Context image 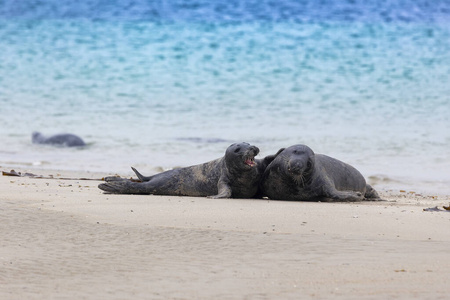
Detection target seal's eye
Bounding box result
[234,148,241,153]
[307,161,312,169]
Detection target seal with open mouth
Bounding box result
[260,144,381,202]
[99,142,280,198]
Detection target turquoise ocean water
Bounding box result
[1,1,449,194]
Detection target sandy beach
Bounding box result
[1,167,449,300]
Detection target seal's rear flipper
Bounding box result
[98,183,121,193]
[104,176,127,182]
[98,181,149,194]
[131,167,153,182]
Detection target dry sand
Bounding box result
[1,168,449,300]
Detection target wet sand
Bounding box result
[1,168,449,299]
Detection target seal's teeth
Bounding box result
[244,158,256,167]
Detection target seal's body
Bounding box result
[261,144,380,202]
[99,142,280,199]
[32,132,86,147]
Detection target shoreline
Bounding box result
[2,162,450,196]
[1,167,450,299]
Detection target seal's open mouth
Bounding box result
[244,157,256,167]
[240,145,259,167]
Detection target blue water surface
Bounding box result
[1,0,449,193]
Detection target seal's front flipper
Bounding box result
[260,148,286,169]
[263,148,285,164]
[324,187,364,202]
[364,184,383,201]
[208,178,232,199]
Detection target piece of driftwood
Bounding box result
[2,169,139,182]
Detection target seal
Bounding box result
[98,142,281,198]
[32,132,86,147]
[260,144,380,202]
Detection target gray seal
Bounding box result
[260,144,380,202]
[32,132,86,147]
[98,142,280,198]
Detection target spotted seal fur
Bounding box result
[99,142,280,198]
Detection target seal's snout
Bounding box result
[244,146,259,167]
[31,132,41,143]
[288,160,306,175]
[249,146,260,156]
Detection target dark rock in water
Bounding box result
[32,131,86,147]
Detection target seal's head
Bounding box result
[280,144,315,185]
[225,142,260,171]
[31,131,44,144]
